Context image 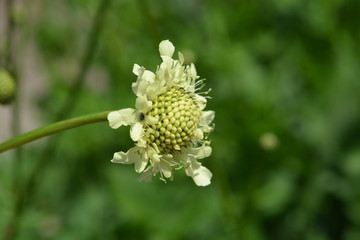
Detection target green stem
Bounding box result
[0,111,111,154]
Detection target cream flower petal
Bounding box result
[185,146,212,159]
[194,95,207,110]
[138,166,154,182]
[111,147,138,164]
[111,151,129,164]
[130,121,143,142]
[157,61,171,83]
[132,66,155,85]
[184,158,197,175]
[143,70,155,83]
[108,108,135,129]
[160,56,174,69]
[147,146,161,162]
[183,157,212,186]
[136,138,147,148]
[135,80,150,97]
[128,148,143,170]
[132,64,141,76]
[201,110,215,125]
[146,80,165,100]
[190,165,213,186]
[138,166,159,182]
[145,87,157,101]
[190,63,198,78]
[134,154,148,173]
[199,110,215,133]
[132,66,150,96]
[160,161,172,178]
[159,40,175,57]
[135,95,152,113]
[178,52,184,65]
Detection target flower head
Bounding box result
[108,40,215,186]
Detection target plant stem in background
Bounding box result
[56,0,111,121]
[2,1,22,240]
[2,1,112,239]
[6,0,22,180]
[40,0,111,176]
[0,111,111,154]
[4,0,15,70]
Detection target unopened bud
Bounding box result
[0,70,16,104]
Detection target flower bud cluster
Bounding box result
[145,87,202,153]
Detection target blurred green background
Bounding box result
[1,0,360,239]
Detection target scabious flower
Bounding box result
[108,40,215,186]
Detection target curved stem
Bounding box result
[0,111,112,154]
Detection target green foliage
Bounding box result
[1,0,360,239]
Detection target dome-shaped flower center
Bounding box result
[145,87,202,153]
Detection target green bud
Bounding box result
[0,70,16,104]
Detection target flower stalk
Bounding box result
[0,111,111,154]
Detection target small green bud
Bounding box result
[0,70,16,104]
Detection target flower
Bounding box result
[108,40,215,186]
